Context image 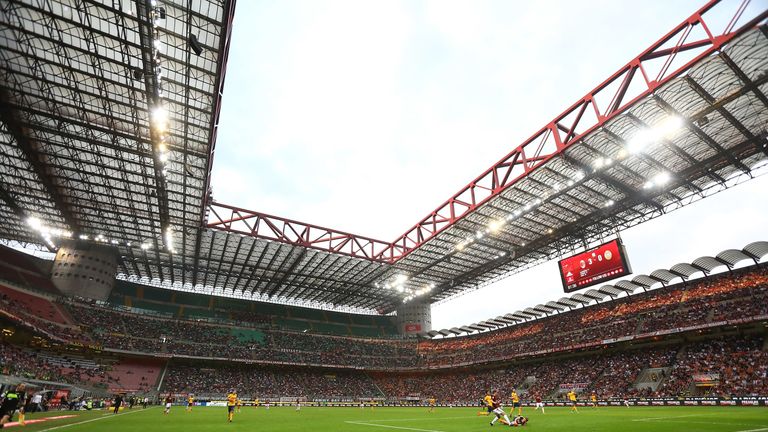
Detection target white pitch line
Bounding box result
[656,421,768,427]
[352,416,477,423]
[39,407,153,431]
[345,420,445,432]
[735,428,768,432]
[632,414,714,422]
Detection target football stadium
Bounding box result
[0,0,767,430]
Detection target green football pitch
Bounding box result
[6,406,768,431]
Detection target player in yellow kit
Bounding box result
[186,394,194,413]
[227,390,237,422]
[567,390,578,413]
[590,392,597,408]
[479,393,493,416]
[236,398,242,413]
[428,397,436,413]
[510,388,522,416]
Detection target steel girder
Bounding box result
[205,0,766,268]
[200,1,768,312]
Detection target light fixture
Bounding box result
[653,172,671,186]
[26,217,42,231]
[593,157,605,169]
[488,219,504,232]
[165,227,174,252]
[627,129,654,154]
[627,115,684,154]
[150,106,169,133]
[643,172,672,189]
[605,199,615,207]
[657,115,684,136]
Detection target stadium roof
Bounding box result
[0,0,767,314]
[0,0,234,288]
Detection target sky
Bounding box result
[210,0,768,329]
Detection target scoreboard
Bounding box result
[558,239,632,292]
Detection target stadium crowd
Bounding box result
[162,364,381,399]
[660,337,768,397]
[417,267,768,366]
[0,342,106,386]
[4,332,764,401]
[2,261,767,402]
[1,267,766,370]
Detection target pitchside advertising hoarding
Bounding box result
[558,239,632,292]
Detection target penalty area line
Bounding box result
[345,420,445,432]
[39,407,155,431]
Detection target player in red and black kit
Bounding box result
[163,394,174,415]
[0,384,26,429]
[488,390,512,426]
[534,394,545,414]
[511,415,529,427]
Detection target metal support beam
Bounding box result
[0,88,81,232]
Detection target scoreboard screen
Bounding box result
[558,239,632,292]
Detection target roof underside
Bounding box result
[0,0,234,293]
[0,1,766,314]
[386,25,768,310]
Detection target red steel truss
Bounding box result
[207,0,768,264]
[206,202,392,261]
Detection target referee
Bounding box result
[0,383,26,429]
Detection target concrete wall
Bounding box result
[50,242,117,301]
[396,300,432,335]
